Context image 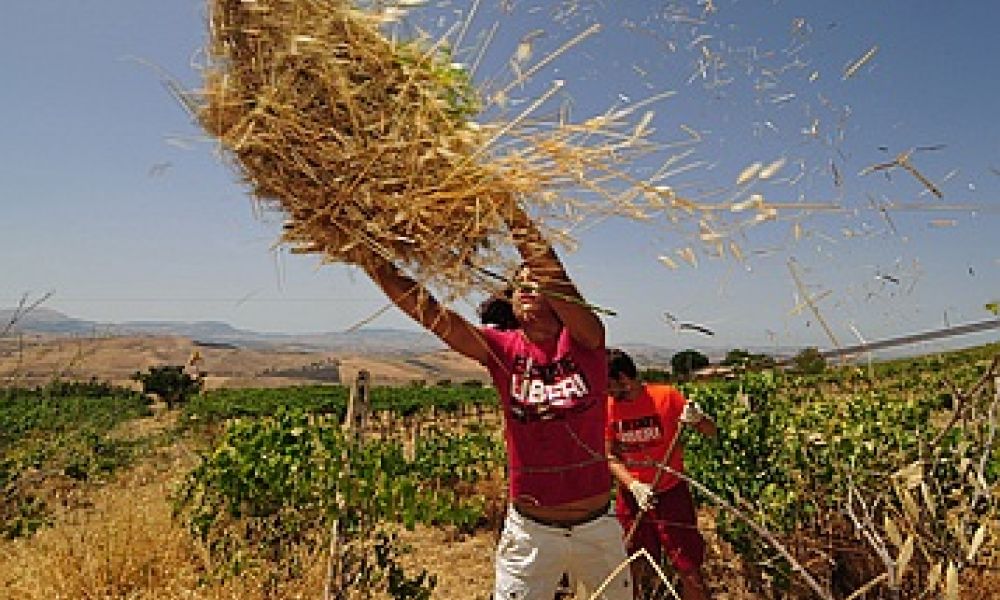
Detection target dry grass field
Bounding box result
[0,404,758,600]
[3,335,997,599]
[0,409,501,599]
[0,334,490,389]
[0,334,759,599]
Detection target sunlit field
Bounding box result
[5,1,1000,598]
[2,343,997,599]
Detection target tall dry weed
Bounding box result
[0,457,330,599]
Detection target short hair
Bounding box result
[607,348,638,380]
[478,289,519,330]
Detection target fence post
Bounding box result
[345,370,371,442]
[327,370,372,598]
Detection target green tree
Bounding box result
[671,349,710,380]
[639,367,672,383]
[723,348,776,370]
[131,365,203,409]
[723,349,753,367]
[791,347,826,374]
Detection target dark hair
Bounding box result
[478,289,519,330]
[607,348,638,380]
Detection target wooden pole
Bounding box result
[345,370,371,442]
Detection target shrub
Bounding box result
[132,365,203,408]
[672,349,709,379]
[791,347,826,374]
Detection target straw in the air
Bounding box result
[196,0,658,297]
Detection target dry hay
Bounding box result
[195,0,659,298]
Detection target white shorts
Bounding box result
[494,505,633,599]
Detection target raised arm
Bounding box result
[507,206,605,350]
[364,260,491,365]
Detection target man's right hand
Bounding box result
[628,480,656,511]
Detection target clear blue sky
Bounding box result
[3,0,998,353]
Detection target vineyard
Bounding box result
[0,381,152,538]
[1,343,998,598]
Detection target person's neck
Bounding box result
[521,319,561,344]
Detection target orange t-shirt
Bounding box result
[606,384,687,491]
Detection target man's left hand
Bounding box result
[680,401,706,425]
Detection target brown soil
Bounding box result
[0,334,489,388]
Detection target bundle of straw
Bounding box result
[198,0,657,296]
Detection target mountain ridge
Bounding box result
[1,307,441,355]
[1,307,797,362]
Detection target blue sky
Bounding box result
[2,1,998,353]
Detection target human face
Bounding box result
[511,266,555,323]
[610,372,642,401]
[607,375,632,401]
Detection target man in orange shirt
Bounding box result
[606,349,717,600]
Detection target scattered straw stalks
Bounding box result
[191,0,661,297]
[0,444,497,599]
[0,436,329,600]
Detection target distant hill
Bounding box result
[4,307,989,372]
[0,307,98,335]
[1,307,803,364]
[0,307,442,356]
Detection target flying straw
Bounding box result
[843,44,878,80]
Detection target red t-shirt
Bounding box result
[606,384,687,491]
[480,326,610,507]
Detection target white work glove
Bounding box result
[680,401,706,425]
[628,480,656,511]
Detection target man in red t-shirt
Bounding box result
[606,349,716,600]
[365,209,632,599]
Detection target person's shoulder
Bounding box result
[478,326,521,354]
[643,383,677,396]
[480,325,519,339]
[560,325,604,353]
[644,383,685,404]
